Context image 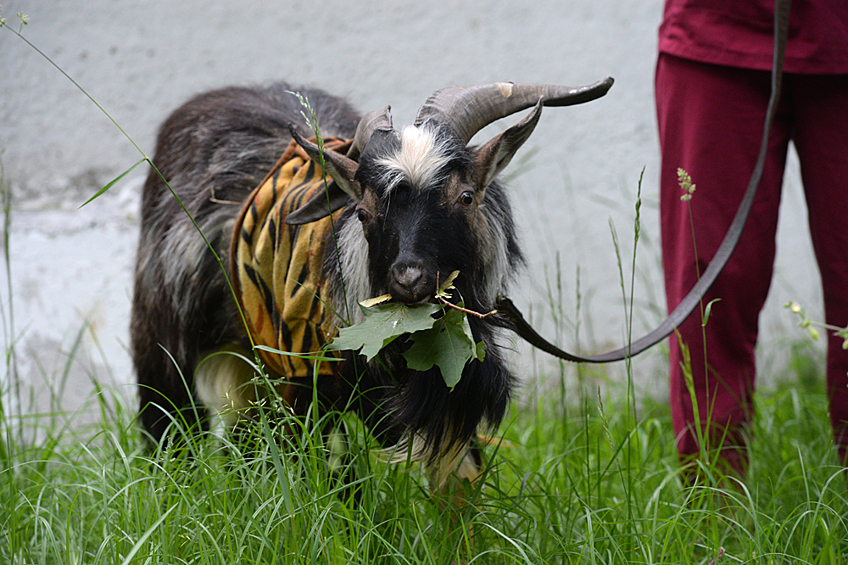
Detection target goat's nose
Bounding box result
[390,261,433,303]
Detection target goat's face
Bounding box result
[355,124,491,305]
[286,79,614,315]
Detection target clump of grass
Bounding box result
[2,360,847,564]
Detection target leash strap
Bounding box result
[498,0,792,363]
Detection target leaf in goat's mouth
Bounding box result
[328,301,441,362]
[401,305,485,390]
[359,294,393,308]
[328,271,485,389]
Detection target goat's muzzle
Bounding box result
[389,259,436,304]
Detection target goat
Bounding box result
[131,79,612,489]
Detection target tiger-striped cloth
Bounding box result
[230,136,353,379]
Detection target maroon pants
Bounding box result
[656,53,848,468]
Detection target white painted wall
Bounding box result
[0,0,823,419]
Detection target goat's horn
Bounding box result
[348,105,397,160]
[413,77,614,145]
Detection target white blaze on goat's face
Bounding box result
[376,124,453,193]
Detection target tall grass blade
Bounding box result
[78,157,147,208]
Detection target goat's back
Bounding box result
[131,83,359,443]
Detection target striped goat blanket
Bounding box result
[230,137,352,380]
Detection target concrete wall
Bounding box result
[0,0,823,419]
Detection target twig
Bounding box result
[434,270,497,318]
[437,297,497,319]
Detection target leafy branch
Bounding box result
[328,271,487,389]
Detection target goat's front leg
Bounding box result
[431,440,483,499]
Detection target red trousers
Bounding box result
[656,54,848,468]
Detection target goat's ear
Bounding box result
[285,181,352,225]
[472,99,543,190]
[286,127,361,225]
[289,126,361,200]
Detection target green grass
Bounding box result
[2,356,846,564]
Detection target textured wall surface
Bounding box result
[0,1,822,419]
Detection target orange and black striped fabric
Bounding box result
[230,137,353,379]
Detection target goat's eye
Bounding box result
[458,191,474,206]
[356,208,371,223]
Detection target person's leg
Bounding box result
[656,54,790,472]
[789,73,848,465]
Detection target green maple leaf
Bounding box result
[327,270,486,389]
[402,307,485,390]
[328,302,440,361]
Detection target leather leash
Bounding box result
[498,0,793,363]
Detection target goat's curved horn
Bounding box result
[413,77,614,145]
[348,105,397,160]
